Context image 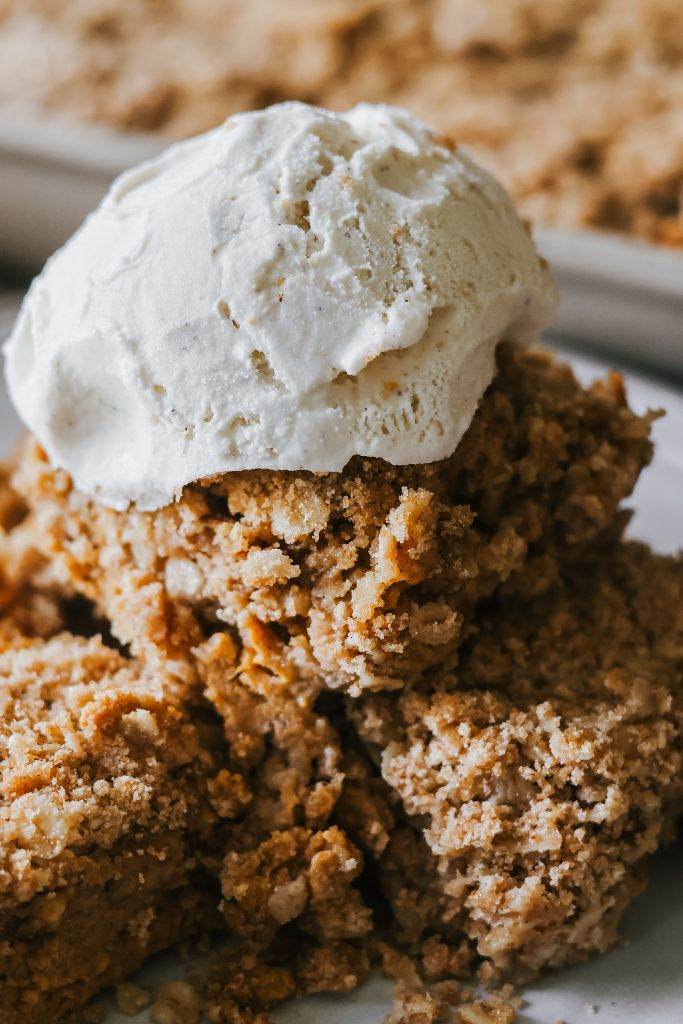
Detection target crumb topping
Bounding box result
[351,543,683,977]
[0,348,679,1023]
[15,346,654,697]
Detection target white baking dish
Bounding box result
[536,228,683,376]
[1,110,682,374]
[0,109,162,269]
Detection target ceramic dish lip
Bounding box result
[0,103,163,176]
[535,227,683,301]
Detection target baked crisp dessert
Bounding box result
[14,344,653,695]
[0,513,374,1023]
[0,634,225,1024]
[0,461,68,645]
[0,1,681,243]
[0,466,376,1022]
[346,542,683,980]
[2,102,680,1023]
[199,632,374,962]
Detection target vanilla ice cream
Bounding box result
[4,102,556,510]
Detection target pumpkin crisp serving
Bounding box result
[1,102,680,1023]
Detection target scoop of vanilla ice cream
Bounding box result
[5,102,556,510]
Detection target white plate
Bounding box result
[2,110,683,375]
[0,304,680,1022]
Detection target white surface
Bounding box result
[0,290,681,1021]
[4,103,554,509]
[2,110,682,377]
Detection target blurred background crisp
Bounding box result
[0,0,681,245]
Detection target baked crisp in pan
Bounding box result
[1,1,681,243]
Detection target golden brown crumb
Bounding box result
[295,940,372,996]
[455,996,518,1024]
[150,981,201,1024]
[220,826,372,947]
[377,943,520,1023]
[0,634,227,1024]
[0,459,71,645]
[350,542,683,980]
[15,345,654,698]
[199,948,296,1023]
[115,983,151,1017]
[383,984,446,1024]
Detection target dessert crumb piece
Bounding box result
[116,983,152,1016]
[378,941,520,1024]
[382,980,520,1024]
[378,942,423,989]
[150,981,201,1024]
[383,983,445,1024]
[456,995,518,1023]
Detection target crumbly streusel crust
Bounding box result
[15,345,654,697]
[0,501,377,1023]
[0,1,681,243]
[178,540,683,1012]
[0,544,678,1022]
[348,541,683,980]
[0,628,377,1024]
[0,633,228,1023]
[0,461,70,645]
[196,627,376,961]
[3,343,681,1020]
